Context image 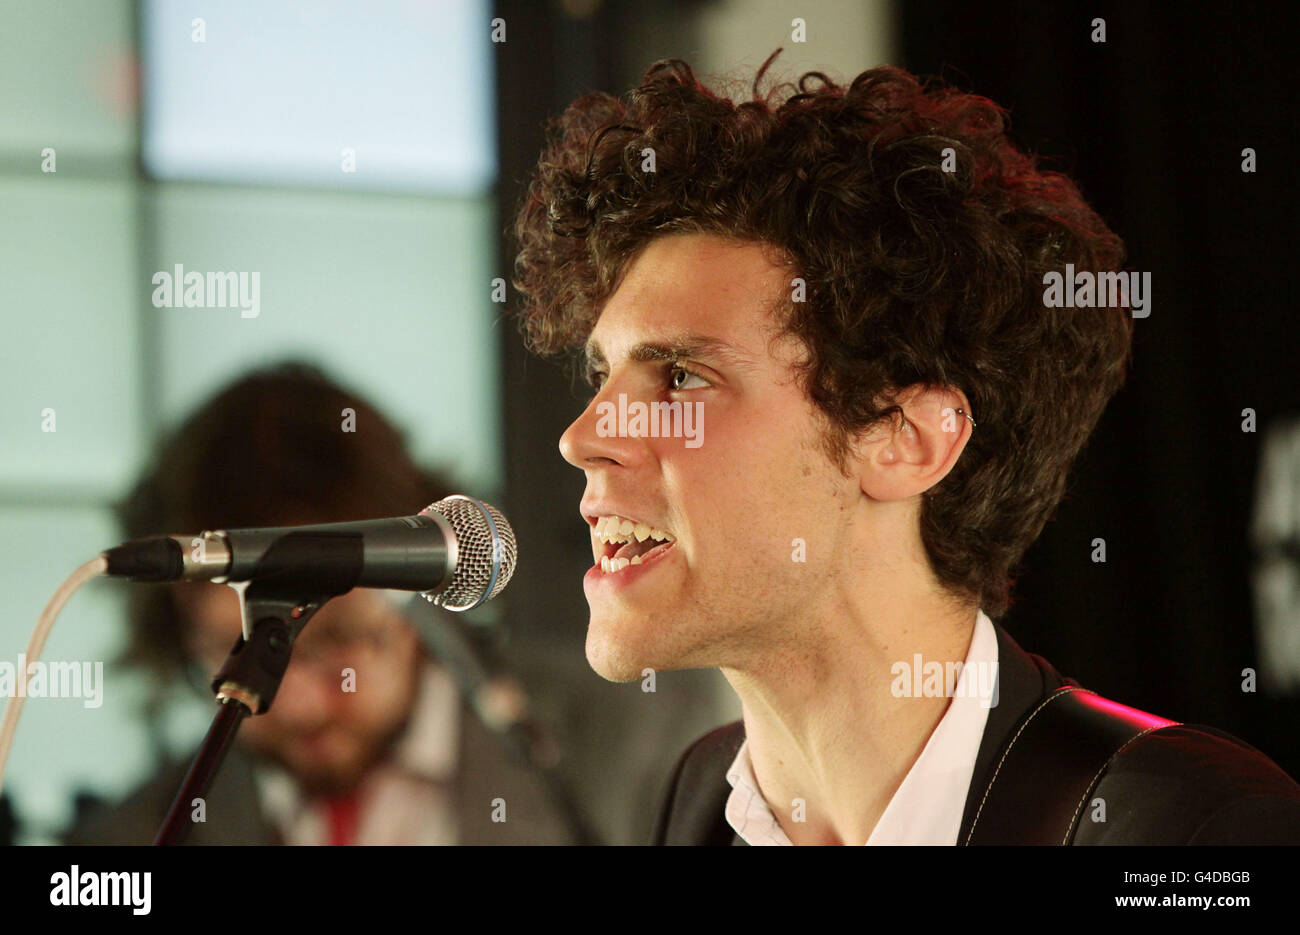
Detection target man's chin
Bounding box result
[247,741,374,798]
[584,647,645,683]
[277,753,369,798]
[584,613,684,682]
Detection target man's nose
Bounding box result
[266,659,336,730]
[559,379,643,470]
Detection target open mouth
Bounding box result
[591,514,676,574]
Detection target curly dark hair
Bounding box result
[117,361,452,706]
[512,52,1134,619]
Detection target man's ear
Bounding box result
[855,384,974,502]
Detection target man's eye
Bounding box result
[668,365,708,390]
[586,370,608,390]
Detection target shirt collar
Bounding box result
[724,609,999,845]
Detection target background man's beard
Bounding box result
[248,711,414,799]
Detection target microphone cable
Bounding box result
[0,556,108,797]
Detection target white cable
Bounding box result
[0,555,108,799]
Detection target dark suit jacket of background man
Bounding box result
[652,626,1300,845]
[64,701,577,845]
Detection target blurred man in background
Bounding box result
[66,362,576,844]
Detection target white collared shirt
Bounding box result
[724,609,999,845]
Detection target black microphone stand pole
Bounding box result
[154,537,362,845]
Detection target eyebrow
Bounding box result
[583,333,754,371]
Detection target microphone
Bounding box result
[100,495,517,612]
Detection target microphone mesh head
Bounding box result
[418,496,517,611]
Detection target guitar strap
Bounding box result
[964,686,1179,845]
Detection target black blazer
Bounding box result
[650,624,1300,844]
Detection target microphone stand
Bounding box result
[154,537,362,845]
[151,532,591,845]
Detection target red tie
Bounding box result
[325,792,362,846]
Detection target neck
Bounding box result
[721,587,978,846]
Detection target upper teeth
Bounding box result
[594,515,674,544]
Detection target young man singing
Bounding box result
[511,55,1300,845]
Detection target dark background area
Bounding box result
[899,0,1299,773]
[493,0,1300,795]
